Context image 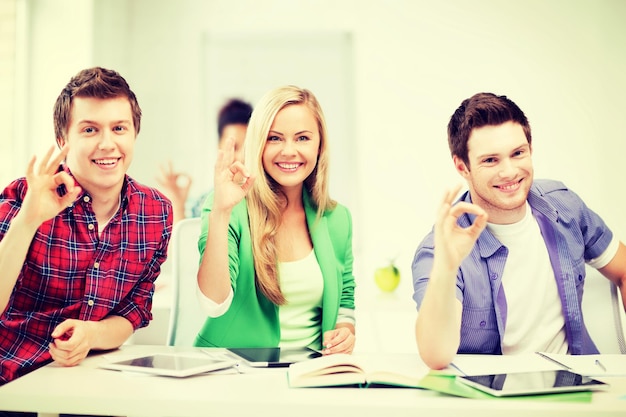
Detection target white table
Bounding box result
[1,345,625,417]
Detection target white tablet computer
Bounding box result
[457,369,610,397]
[227,347,322,368]
[100,354,237,378]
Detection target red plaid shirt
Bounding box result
[0,171,172,385]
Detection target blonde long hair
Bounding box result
[245,85,336,305]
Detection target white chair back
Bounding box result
[581,266,626,353]
[166,217,208,346]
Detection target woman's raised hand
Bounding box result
[212,137,255,212]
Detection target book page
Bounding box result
[357,353,429,386]
[288,353,363,375]
[288,353,366,387]
[287,353,430,388]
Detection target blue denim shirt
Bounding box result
[412,179,613,355]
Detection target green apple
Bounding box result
[374,263,400,292]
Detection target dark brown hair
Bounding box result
[448,92,531,166]
[217,98,253,140]
[53,67,141,143]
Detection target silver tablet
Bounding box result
[100,354,237,378]
[457,369,610,397]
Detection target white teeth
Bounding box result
[278,163,299,169]
[499,182,519,190]
[94,158,117,165]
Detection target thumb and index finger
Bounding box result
[55,171,82,207]
[25,145,82,211]
[45,145,82,205]
[215,137,237,173]
[215,137,253,185]
[28,145,70,176]
[437,184,488,230]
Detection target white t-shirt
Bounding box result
[487,204,568,355]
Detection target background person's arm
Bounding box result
[155,160,192,226]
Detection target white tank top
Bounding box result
[278,249,324,349]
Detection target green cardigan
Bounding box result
[194,190,355,349]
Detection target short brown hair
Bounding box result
[217,98,253,139]
[448,92,531,166]
[53,67,142,143]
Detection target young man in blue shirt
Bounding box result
[412,92,626,370]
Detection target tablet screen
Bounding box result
[457,369,610,397]
[227,347,322,367]
[101,354,237,377]
[119,355,213,370]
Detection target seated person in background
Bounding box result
[0,67,173,387]
[195,85,356,354]
[156,98,253,225]
[411,92,626,369]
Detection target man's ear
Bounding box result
[453,155,470,178]
[56,137,66,149]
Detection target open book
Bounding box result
[287,353,430,388]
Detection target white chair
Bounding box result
[165,217,209,346]
[581,266,626,353]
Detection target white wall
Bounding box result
[12,0,626,326]
[15,0,94,165]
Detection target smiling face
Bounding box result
[261,104,320,195]
[58,96,135,198]
[454,121,533,224]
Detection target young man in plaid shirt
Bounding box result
[0,67,173,387]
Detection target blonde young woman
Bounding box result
[194,86,356,354]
